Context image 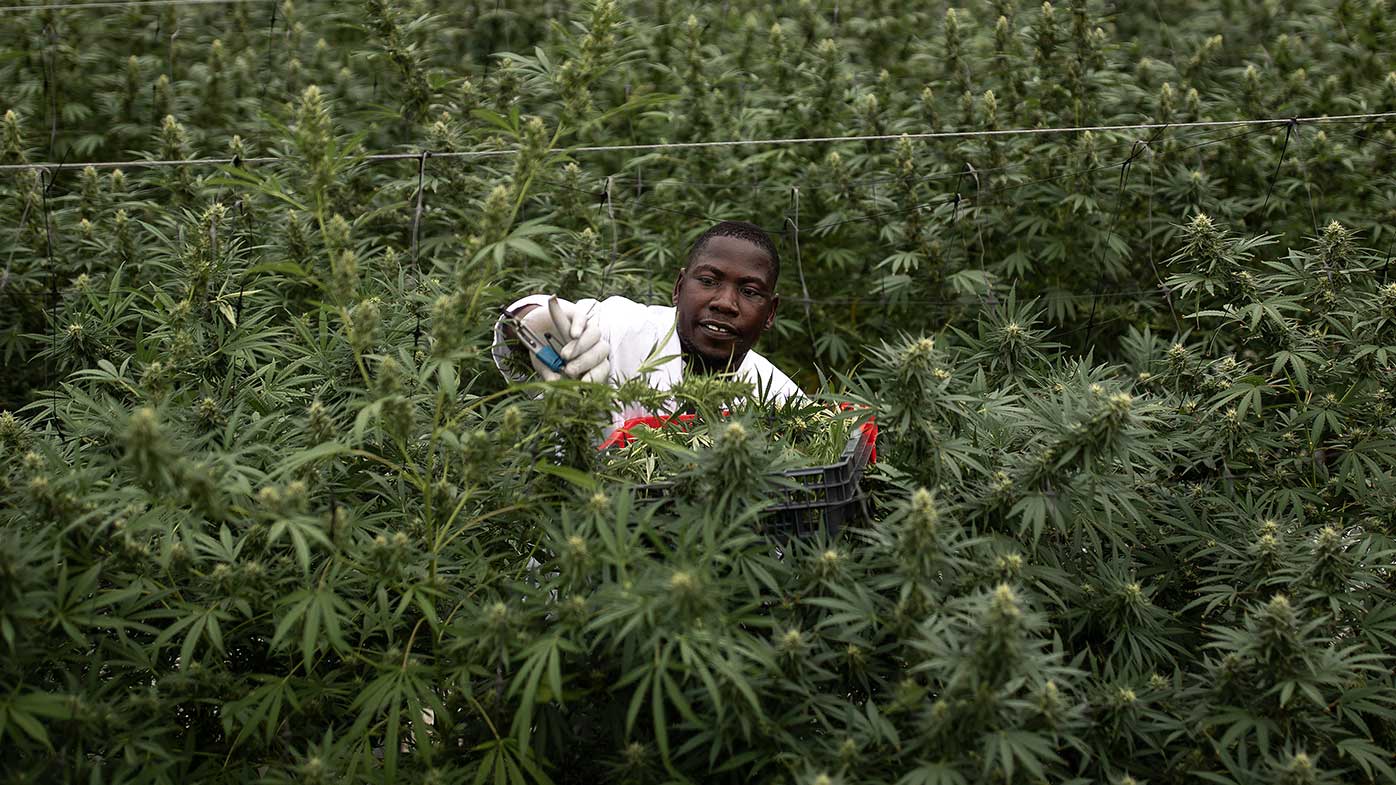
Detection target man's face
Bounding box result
[672,235,780,373]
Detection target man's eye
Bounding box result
[697,276,717,286]
[742,288,763,299]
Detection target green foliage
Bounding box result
[1,1,1396,783]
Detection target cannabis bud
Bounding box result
[991,583,1022,620]
[306,400,335,444]
[123,406,170,483]
[429,294,465,356]
[910,487,938,530]
[348,298,381,352]
[1181,213,1226,268]
[499,405,523,439]
[997,552,1024,576]
[565,535,589,563]
[777,627,805,657]
[486,601,510,629]
[587,491,610,515]
[813,548,844,579]
[901,337,937,373]
[1378,283,1396,313]
[195,397,221,426]
[256,485,283,511]
[1273,751,1317,785]
[1106,392,1133,416]
[668,570,699,595]
[1038,679,1064,718]
[722,421,748,445]
[0,411,28,449]
[330,250,359,304]
[459,428,491,471]
[1,109,25,164]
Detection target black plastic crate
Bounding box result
[762,427,875,538]
[628,426,876,540]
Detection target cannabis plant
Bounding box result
[3,1,1396,783]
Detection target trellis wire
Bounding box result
[794,124,1279,232]
[543,121,1279,238]
[1297,129,1322,239]
[14,113,1390,372]
[39,166,61,438]
[1084,126,1167,346]
[503,168,1203,312]
[537,119,1335,328]
[257,0,277,106]
[410,151,428,271]
[0,0,275,12]
[1144,142,1182,334]
[1352,128,1396,152]
[955,124,1278,214]
[541,118,1373,355]
[785,187,815,360]
[1261,119,1296,216]
[585,119,1248,193]
[2,111,1394,174]
[949,161,989,307]
[548,177,1303,313]
[783,288,1175,306]
[600,174,616,295]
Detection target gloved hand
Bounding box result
[516,297,610,383]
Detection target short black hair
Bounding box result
[686,220,780,284]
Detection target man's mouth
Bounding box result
[698,320,737,339]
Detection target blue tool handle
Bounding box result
[535,346,565,372]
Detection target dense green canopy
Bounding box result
[2,1,1396,783]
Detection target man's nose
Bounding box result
[709,285,739,314]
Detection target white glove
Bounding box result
[518,297,611,383]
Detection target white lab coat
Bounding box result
[494,294,803,429]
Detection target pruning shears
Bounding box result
[506,312,567,373]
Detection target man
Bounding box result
[494,220,801,428]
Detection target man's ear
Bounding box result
[671,268,685,306]
[762,293,780,332]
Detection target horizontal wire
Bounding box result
[967,124,1277,206]
[0,0,273,11]
[546,124,1278,232]
[785,288,1173,307]
[1350,130,1396,153]
[1,122,1290,248]
[0,121,1300,281]
[2,112,1393,174]
[533,123,1283,311]
[0,284,1198,308]
[796,125,1275,231]
[599,118,1279,192]
[559,112,1396,155]
[0,119,1369,312]
[1,252,1173,310]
